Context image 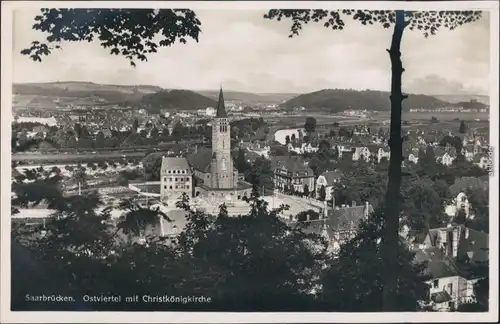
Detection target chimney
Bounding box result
[364,201,370,218]
[306,213,310,221]
[352,201,356,207]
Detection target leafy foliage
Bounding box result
[264,10,482,38]
[12,177,434,311]
[319,211,430,311]
[22,9,202,66]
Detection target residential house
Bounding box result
[407,147,420,164]
[273,156,315,193]
[462,144,476,162]
[415,225,489,311]
[315,170,343,201]
[377,147,391,163]
[434,147,457,166]
[445,192,472,219]
[301,142,319,154]
[473,154,490,170]
[326,201,374,244]
[291,201,374,249]
[352,146,371,162]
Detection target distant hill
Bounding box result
[432,94,489,105]
[13,82,162,102]
[281,89,450,112]
[12,82,217,111]
[196,90,298,105]
[451,100,489,110]
[14,81,162,94]
[127,89,218,112]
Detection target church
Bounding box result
[160,87,253,203]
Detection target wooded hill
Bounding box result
[281,89,451,112]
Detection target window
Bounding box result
[175,185,178,189]
[186,185,190,189]
[169,186,173,189]
[433,280,439,288]
[175,178,178,182]
[164,186,166,189]
[168,170,171,174]
[182,170,185,174]
[448,283,453,294]
[163,177,167,181]
[185,177,190,181]
[169,178,173,182]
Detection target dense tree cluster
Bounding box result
[11,175,430,311]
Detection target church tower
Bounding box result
[211,87,234,189]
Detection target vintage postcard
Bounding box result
[1,0,498,323]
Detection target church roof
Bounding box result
[187,146,213,173]
[216,87,227,118]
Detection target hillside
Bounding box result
[12,82,217,111]
[128,89,218,112]
[196,90,298,104]
[281,89,450,112]
[13,82,163,107]
[14,82,162,95]
[433,94,489,105]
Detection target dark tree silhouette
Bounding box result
[318,185,327,202]
[304,117,317,134]
[264,8,483,310]
[459,120,468,134]
[303,184,310,197]
[21,9,202,67]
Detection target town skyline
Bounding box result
[13,9,490,95]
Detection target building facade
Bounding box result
[160,157,193,202]
[273,156,315,194]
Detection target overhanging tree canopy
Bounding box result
[21,9,202,66]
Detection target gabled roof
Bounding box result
[273,156,313,176]
[161,157,190,172]
[431,291,452,303]
[187,147,213,173]
[414,248,458,279]
[327,204,373,232]
[319,170,343,184]
[426,225,489,264]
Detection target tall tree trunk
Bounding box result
[382,10,407,311]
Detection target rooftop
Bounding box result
[161,157,190,171]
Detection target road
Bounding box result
[12,152,147,162]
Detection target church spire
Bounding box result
[216,86,227,118]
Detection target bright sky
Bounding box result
[12,9,490,95]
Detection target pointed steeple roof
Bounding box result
[216,86,227,118]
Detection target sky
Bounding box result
[12,9,491,95]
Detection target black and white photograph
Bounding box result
[1,1,498,322]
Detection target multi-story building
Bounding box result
[315,170,343,201]
[415,225,489,311]
[160,157,193,202]
[273,156,315,193]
